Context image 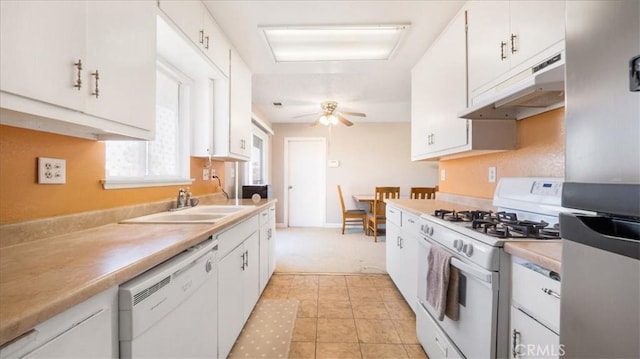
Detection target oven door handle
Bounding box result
[451,258,493,284]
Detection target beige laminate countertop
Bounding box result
[0,199,276,347]
[504,242,562,273]
[386,198,563,273]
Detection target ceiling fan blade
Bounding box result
[339,111,367,117]
[293,111,322,119]
[309,118,320,126]
[336,114,354,126]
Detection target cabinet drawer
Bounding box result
[402,211,421,233]
[386,206,401,226]
[511,262,560,333]
[216,215,259,258]
[417,303,464,359]
[510,306,561,359]
[259,209,269,226]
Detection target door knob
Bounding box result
[288,185,293,189]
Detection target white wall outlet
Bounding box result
[488,166,497,183]
[211,168,216,177]
[440,169,446,181]
[202,168,210,181]
[38,157,66,184]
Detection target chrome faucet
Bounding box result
[176,188,186,209]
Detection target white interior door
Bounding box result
[285,138,326,227]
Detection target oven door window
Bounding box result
[417,236,499,358]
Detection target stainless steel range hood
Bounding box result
[459,53,565,120]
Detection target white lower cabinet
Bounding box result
[0,287,118,359]
[509,258,562,359]
[385,205,418,312]
[217,215,260,358]
[259,205,277,293]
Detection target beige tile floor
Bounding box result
[257,274,428,359]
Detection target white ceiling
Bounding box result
[204,1,465,125]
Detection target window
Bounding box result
[103,64,191,189]
[247,122,270,185]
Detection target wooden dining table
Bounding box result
[352,194,375,212]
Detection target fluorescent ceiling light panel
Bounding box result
[261,25,408,62]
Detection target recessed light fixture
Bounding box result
[260,24,409,62]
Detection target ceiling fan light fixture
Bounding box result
[260,24,409,62]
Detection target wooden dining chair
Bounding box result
[410,186,438,200]
[367,186,400,242]
[337,185,367,234]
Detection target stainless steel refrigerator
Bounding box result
[560,1,640,358]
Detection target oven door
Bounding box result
[417,235,499,358]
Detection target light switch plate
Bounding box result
[440,169,446,181]
[38,157,66,184]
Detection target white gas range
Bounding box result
[415,178,576,359]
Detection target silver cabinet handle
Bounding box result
[91,70,100,98]
[204,35,210,49]
[541,287,560,299]
[241,251,246,270]
[512,329,521,358]
[510,33,518,54]
[199,29,204,44]
[500,41,507,60]
[244,250,249,268]
[398,236,403,249]
[73,59,82,90]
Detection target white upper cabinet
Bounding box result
[411,8,516,161]
[0,0,156,140]
[0,1,86,112]
[159,0,230,76]
[467,0,565,97]
[228,49,252,159]
[85,1,156,135]
[208,48,251,161]
[466,1,511,95]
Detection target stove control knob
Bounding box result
[464,243,474,257]
[428,226,434,236]
[453,239,463,251]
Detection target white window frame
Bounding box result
[245,113,273,185]
[101,61,192,189]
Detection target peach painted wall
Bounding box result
[438,108,565,199]
[0,125,225,224]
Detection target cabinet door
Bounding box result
[268,208,277,277]
[0,1,86,111]
[229,49,252,159]
[243,232,261,321]
[159,0,204,48]
[218,245,246,359]
[259,224,270,293]
[509,1,565,71]
[85,0,156,136]
[410,53,435,159]
[398,232,418,312]
[203,13,231,76]
[510,307,561,359]
[386,221,402,286]
[412,9,469,158]
[467,1,510,96]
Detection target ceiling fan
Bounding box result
[294,101,366,127]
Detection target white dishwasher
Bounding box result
[119,237,218,359]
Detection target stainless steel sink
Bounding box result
[121,205,254,224]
